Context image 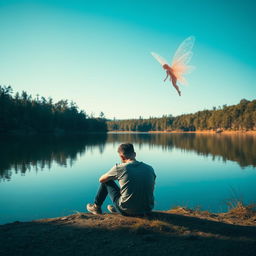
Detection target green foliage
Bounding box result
[107,100,256,131]
[108,115,175,132]
[0,85,107,134]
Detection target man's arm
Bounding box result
[99,164,118,183]
[99,173,113,183]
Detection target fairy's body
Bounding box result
[163,64,181,96]
[151,36,195,96]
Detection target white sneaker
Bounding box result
[107,205,117,213]
[86,203,102,215]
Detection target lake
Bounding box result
[0,133,256,224]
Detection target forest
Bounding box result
[0,85,107,134]
[107,99,256,132]
[1,85,255,134]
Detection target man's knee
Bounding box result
[104,180,116,186]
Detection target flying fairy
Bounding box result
[151,36,195,96]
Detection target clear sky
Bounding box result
[0,0,255,119]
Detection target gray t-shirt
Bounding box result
[106,160,156,214]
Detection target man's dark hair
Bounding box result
[118,143,135,159]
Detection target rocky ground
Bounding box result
[1,204,256,256]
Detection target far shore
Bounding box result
[108,130,256,135]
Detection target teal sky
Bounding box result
[0,0,255,119]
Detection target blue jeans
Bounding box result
[94,180,124,214]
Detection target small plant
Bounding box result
[228,201,256,219]
[225,186,244,210]
[224,187,256,218]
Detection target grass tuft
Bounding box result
[226,201,256,219]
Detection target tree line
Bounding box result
[107,99,256,132]
[0,85,107,134]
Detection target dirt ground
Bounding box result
[1,206,256,256]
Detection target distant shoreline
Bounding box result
[108,130,256,135]
[1,130,256,136]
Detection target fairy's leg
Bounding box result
[170,75,181,96]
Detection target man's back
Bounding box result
[107,161,156,214]
[87,143,156,216]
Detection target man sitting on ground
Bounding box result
[86,143,156,216]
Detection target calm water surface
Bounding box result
[0,133,256,224]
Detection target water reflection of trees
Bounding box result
[0,134,107,181]
[1,133,255,181]
[107,133,256,168]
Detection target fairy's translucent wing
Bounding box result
[171,36,195,85]
[172,36,195,64]
[171,66,195,85]
[151,52,169,66]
